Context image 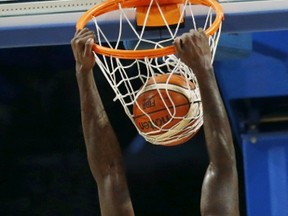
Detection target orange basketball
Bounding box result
[133,73,197,145]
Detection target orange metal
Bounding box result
[136,4,183,27]
[77,0,224,59]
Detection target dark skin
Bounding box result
[71,28,239,216]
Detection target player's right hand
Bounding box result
[71,28,96,73]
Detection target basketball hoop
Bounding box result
[76,0,224,145]
[77,0,223,59]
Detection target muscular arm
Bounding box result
[71,29,134,216]
[174,30,239,216]
[195,65,239,216]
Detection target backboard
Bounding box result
[0,0,288,48]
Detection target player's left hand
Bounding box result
[173,29,212,73]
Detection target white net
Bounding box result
[91,0,222,145]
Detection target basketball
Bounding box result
[133,73,200,146]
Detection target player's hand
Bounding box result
[173,29,212,73]
[71,28,96,74]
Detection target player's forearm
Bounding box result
[76,69,124,179]
[76,69,134,215]
[195,66,236,166]
[76,69,108,132]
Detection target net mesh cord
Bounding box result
[92,0,222,145]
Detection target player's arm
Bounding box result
[71,28,134,216]
[174,29,239,216]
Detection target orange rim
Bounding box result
[77,0,224,59]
